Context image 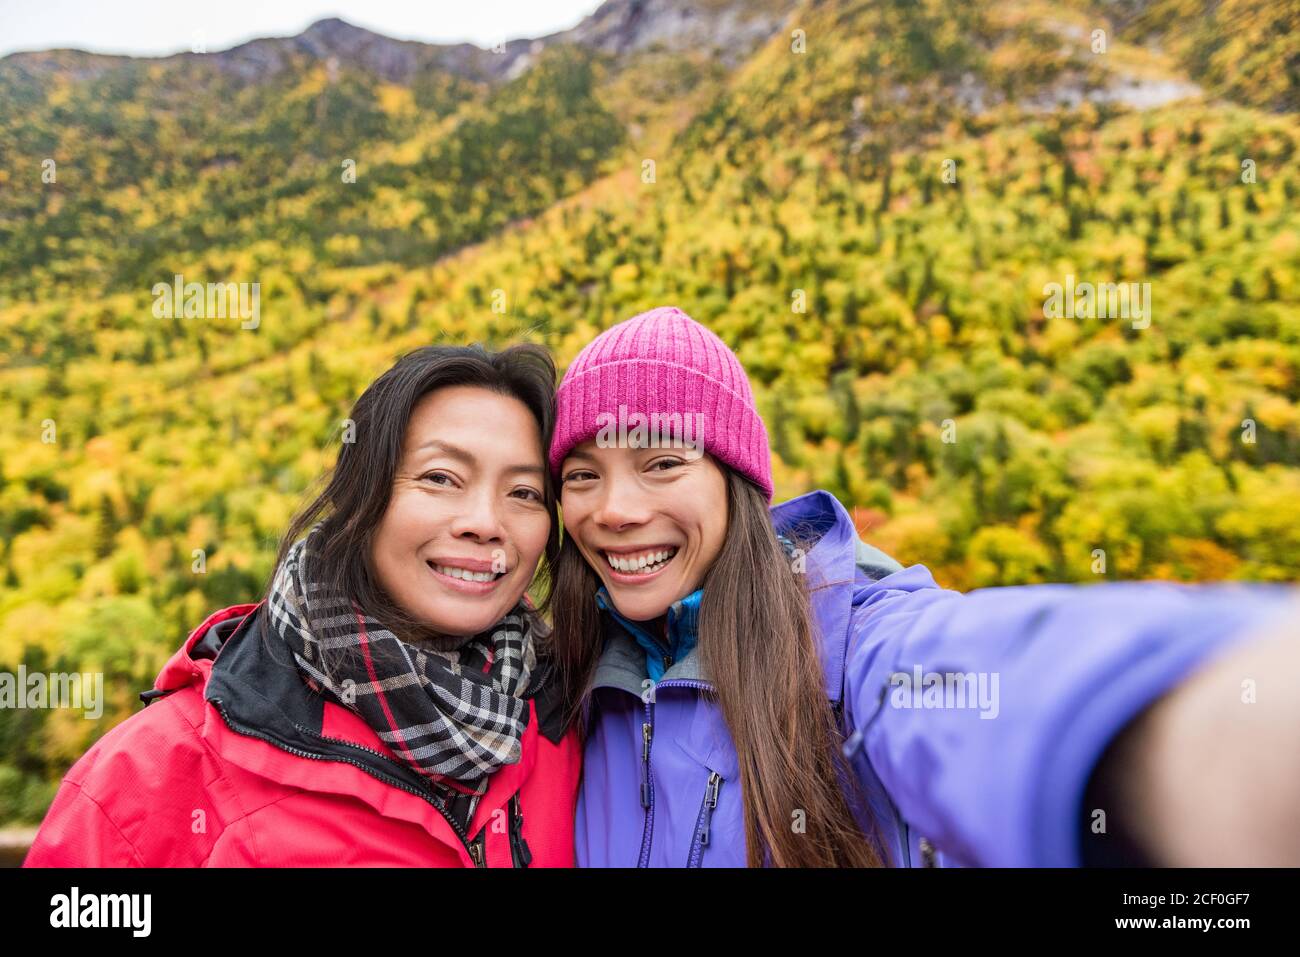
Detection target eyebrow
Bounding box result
[416,439,546,476]
[562,449,597,464]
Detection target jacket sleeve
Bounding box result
[22,779,145,867]
[841,565,1297,867]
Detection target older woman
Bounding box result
[25,344,580,867]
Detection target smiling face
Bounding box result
[559,440,728,623]
[370,385,552,638]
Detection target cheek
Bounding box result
[559,492,584,527]
[510,510,552,564]
[693,480,729,564]
[559,495,594,547]
[373,492,437,561]
[691,510,727,567]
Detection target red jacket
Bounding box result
[24,603,582,867]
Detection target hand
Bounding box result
[1098,599,1300,866]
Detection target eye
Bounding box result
[511,486,544,503]
[562,469,597,484]
[420,471,456,487]
[647,457,685,472]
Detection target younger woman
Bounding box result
[550,306,1299,867]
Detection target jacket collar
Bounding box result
[203,605,451,792]
[594,586,702,683]
[149,603,257,697]
[164,603,566,847]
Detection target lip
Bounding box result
[599,546,680,586]
[425,558,507,595]
[428,556,502,573]
[598,543,679,557]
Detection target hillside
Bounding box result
[0,0,1297,822]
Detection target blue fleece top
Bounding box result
[595,586,702,682]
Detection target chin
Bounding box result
[605,585,673,623]
[410,600,494,638]
[447,602,506,634]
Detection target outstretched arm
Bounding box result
[841,566,1298,866]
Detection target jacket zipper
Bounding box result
[637,700,655,867]
[210,696,484,867]
[918,835,938,867]
[295,713,489,867]
[632,678,713,868]
[686,770,722,867]
[509,792,532,867]
[468,830,486,867]
[843,674,917,867]
[628,676,912,868]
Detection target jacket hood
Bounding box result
[771,489,903,705]
[150,603,257,697]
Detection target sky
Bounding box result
[0,0,608,58]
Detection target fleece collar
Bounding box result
[595,586,703,683]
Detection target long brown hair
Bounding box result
[551,468,887,867]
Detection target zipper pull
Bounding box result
[510,794,533,868]
[468,833,486,868]
[841,726,863,760]
[700,771,721,847]
[919,836,938,868]
[640,722,653,808]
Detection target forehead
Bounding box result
[404,386,542,457]
[563,440,708,467]
[564,438,622,462]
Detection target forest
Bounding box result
[0,0,1297,823]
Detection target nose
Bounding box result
[447,485,507,545]
[591,474,652,532]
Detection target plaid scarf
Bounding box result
[266,531,535,796]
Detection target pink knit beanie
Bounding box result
[549,306,774,500]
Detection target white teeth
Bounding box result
[432,564,499,583]
[604,548,678,575]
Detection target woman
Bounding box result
[550,305,1300,867]
[25,344,581,867]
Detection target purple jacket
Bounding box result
[574,489,1296,867]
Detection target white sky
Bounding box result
[0,0,608,58]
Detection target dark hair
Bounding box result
[269,342,560,649]
[551,466,887,867]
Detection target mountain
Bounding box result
[0,0,1297,823]
[2,0,792,85]
[0,2,805,299]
